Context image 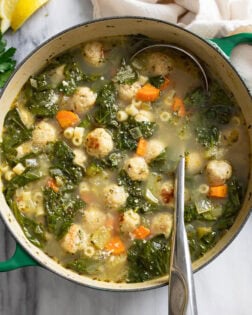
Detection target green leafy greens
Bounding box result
[0,33,16,87]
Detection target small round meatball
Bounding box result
[85,128,113,158]
[206,160,232,186]
[82,41,104,66]
[32,121,57,146]
[146,52,173,76]
[124,156,149,181]
[160,180,174,205]
[144,140,165,163]
[71,87,97,115]
[135,110,154,122]
[186,152,204,175]
[118,82,141,102]
[61,224,87,254]
[151,213,173,238]
[83,206,106,232]
[120,209,141,233]
[104,184,128,210]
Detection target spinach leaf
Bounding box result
[114,117,157,151]
[4,168,42,205]
[118,171,157,213]
[66,256,102,275]
[44,187,85,239]
[184,87,207,110]
[149,75,165,88]
[0,34,16,87]
[1,108,32,165]
[12,202,46,248]
[94,82,118,126]
[58,61,84,96]
[127,235,170,282]
[25,88,59,118]
[188,231,217,261]
[112,59,138,85]
[195,125,219,148]
[49,141,84,187]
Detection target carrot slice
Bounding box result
[132,226,151,239]
[136,137,147,156]
[172,96,186,117]
[160,77,170,90]
[47,178,59,193]
[208,184,228,198]
[105,236,125,255]
[136,83,160,102]
[56,110,80,129]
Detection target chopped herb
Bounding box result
[0,33,16,87]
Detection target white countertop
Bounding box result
[0,1,252,314]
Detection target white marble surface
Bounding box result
[1,0,252,314]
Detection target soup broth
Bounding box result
[0,36,249,283]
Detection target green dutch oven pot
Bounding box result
[0,17,252,291]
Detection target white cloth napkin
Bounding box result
[91,0,252,90]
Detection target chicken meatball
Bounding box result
[144,140,165,163]
[32,121,57,146]
[71,87,97,115]
[118,82,141,102]
[146,52,173,76]
[120,209,141,233]
[206,160,232,186]
[83,206,106,232]
[104,184,128,210]
[124,156,149,181]
[61,224,87,254]
[82,41,104,66]
[85,128,113,158]
[151,213,173,238]
[186,151,204,175]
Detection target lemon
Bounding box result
[0,0,19,33]
[11,0,49,31]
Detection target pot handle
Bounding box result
[0,242,38,272]
[209,33,252,57]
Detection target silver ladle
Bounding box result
[131,44,209,92]
[169,157,198,315]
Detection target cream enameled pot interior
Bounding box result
[0,18,252,291]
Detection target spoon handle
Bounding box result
[169,157,198,315]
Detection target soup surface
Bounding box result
[0,36,250,283]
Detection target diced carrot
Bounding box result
[105,236,125,255]
[208,184,228,198]
[136,137,147,157]
[160,77,170,90]
[172,97,186,117]
[136,83,160,102]
[56,110,80,129]
[132,226,151,239]
[47,178,59,193]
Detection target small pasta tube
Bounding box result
[64,127,75,139]
[84,245,95,257]
[72,127,85,146]
[116,110,128,122]
[160,111,172,122]
[198,184,210,194]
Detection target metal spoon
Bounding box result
[131,44,209,91]
[169,157,198,315]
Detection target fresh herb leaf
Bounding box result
[1,108,32,165]
[0,34,16,88]
[12,202,46,248]
[94,82,118,126]
[44,187,85,239]
[127,235,170,282]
